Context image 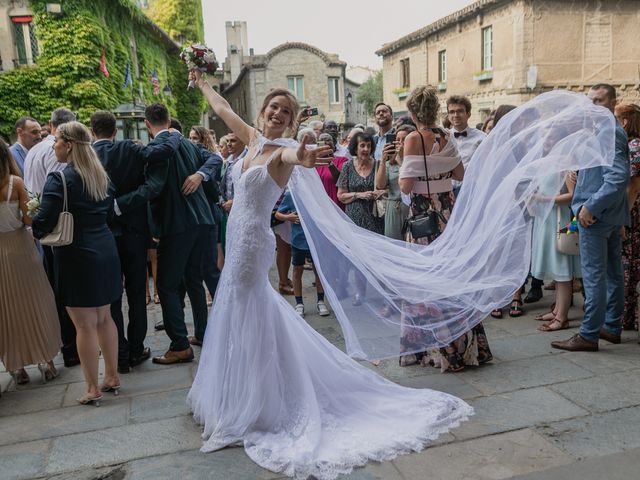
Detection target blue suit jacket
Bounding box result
[571,122,630,227]
[9,143,27,176]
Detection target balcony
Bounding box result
[473,70,493,82]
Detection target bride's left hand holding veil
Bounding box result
[295,134,333,168]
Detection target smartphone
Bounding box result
[316,139,331,159]
[305,107,319,116]
[385,133,397,154]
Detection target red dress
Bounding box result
[316,156,348,209]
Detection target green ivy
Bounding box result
[0,0,204,138]
[145,0,204,44]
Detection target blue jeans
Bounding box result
[578,223,624,342]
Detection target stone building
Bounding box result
[0,0,38,71]
[376,0,640,123]
[212,21,367,132]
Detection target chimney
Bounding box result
[225,21,249,84]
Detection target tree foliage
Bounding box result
[145,0,204,44]
[0,0,205,138]
[357,71,383,116]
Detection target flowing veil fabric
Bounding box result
[288,90,615,360]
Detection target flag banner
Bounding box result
[99,48,110,78]
[123,62,132,89]
[150,68,160,95]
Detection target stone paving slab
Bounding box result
[392,369,484,400]
[130,388,191,423]
[561,341,640,375]
[0,439,50,480]
[124,448,284,480]
[549,369,640,413]
[390,428,574,480]
[536,405,640,458]
[461,355,594,395]
[46,415,202,474]
[452,387,589,441]
[487,329,571,362]
[61,364,193,407]
[510,446,640,480]
[0,402,129,447]
[0,383,67,417]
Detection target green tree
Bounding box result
[145,0,204,43]
[357,71,383,116]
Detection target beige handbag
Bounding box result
[556,207,579,256]
[40,171,74,247]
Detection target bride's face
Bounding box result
[263,96,293,136]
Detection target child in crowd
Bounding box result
[275,190,330,317]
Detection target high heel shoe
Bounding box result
[10,368,29,385]
[37,362,59,383]
[77,393,103,407]
[100,383,121,396]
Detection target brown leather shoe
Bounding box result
[152,347,194,364]
[188,335,203,347]
[598,328,621,344]
[551,334,598,352]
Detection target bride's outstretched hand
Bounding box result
[296,134,333,168]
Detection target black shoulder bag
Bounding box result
[403,131,448,240]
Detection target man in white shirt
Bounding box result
[9,117,41,176]
[447,96,486,197]
[24,108,76,195]
[23,107,78,366]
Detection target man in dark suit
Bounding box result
[116,104,214,364]
[90,111,182,373]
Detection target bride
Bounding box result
[186,70,473,479]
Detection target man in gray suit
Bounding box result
[552,84,630,352]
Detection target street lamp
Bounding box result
[162,83,172,97]
[346,91,353,122]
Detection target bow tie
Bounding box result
[454,131,467,138]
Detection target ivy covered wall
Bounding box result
[145,0,204,44]
[0,0,204,138]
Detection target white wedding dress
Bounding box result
[188,139,473,479]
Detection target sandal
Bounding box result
[153,293,160,304]
[490,309,503,319]
[509,300,524,317]
[399,354,418,367]
[278,283,294,295]
[538,318,570,332]
[534,311,556,322]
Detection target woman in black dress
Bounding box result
[32,121,121,406]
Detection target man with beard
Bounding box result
[372,102,394,161]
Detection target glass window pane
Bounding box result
[296,77,304,100]
[13,22,26,65]
[288,77,295,91]
[29,22,38,60]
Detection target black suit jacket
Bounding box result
[116,131,214,237]
[93,134,181,236]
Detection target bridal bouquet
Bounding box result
[26,193,40,217]
[180,44,218,88]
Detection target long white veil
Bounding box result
[284,90,614,360]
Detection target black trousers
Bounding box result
[202,223,221,301]
[157,226,208,351]
[42,245,77,360]
[110,232,148,364]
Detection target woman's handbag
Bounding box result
[404,131,447,239]
[40,171,74,247]
[556,207,579,256]
[371,160,386,218]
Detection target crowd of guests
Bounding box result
[0,81,638,402]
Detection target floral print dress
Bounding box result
[399,130,492,372]
[622,137,640,330]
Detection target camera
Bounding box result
[305,107,319,116]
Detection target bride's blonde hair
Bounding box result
[256,88,300,138]
[57,121,109,201]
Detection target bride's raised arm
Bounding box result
[191,69,255,146]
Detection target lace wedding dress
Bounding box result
[188,138,472,479]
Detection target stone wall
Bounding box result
[380,0,640,124]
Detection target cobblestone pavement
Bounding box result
[2,269,640,480]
